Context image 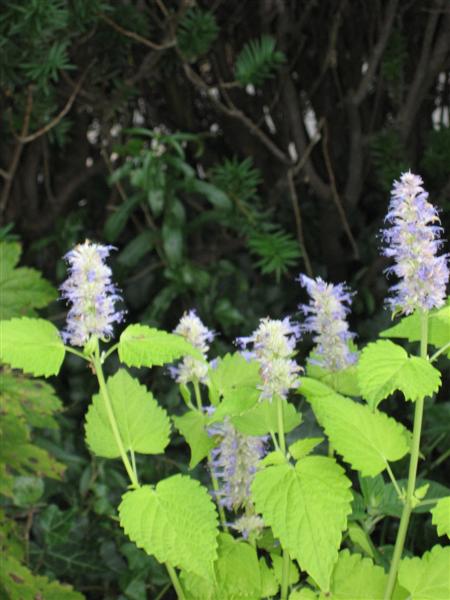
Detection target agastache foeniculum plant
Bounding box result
[0,172,449,600]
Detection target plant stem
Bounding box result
[277,395,290,600]
[429,341,450,363]
[93,347,139,489]
[384,310,428,600]
[165,563,186,600]
[64,345,89,360]
[385,462,402,500]
[193,379,228,530]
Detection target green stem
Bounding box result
[277,395,290,600]
[429,341,450,363]
[64,345,89,360]
[93,347,139,489]
[385,462,402,500]
[193,379,228,530]
[384,310,428,600]
[165,563,186,600]
[102,342,119,361]
[130,448,139,484]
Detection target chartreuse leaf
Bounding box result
[271,553,300,585]
[380,301,450,353]
[231,399,301,436]
[252,456,352,592]
[207,352,261,406]
[380,479,450,518]
[431,497,450,538]
[357,340,441,409]
[306,351,360,397]
[118,324,202,368]
[0,241,56,320]
[119,475,218,580]
[85,369,170,458]
[0,555,84,600]
[301,382,410,477]
[0,318,65,378]
[172,410,215,469]
[260,557,279,597]
[289,437,324,460]
[326,550,388,599]
[398,545,450,600]
[289,590,317,599]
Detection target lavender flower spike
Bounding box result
[298,274,357,371]
[209,419,266,512]
[382,171,449,315]
[60,240,124,347]
[170,310,214,384]
[237,317,301,400]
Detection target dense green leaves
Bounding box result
[118,324,202,368]
[252,457,352,591]
[398,545,450,600]
[207,352,261,407]
[327,551,388,599]
[0,318,65,377]
[177,8,219,61]
[431,497,450,538]
[85,369,170,458]
[357,340,441,409]
[235,35,285,86]
[173,410,215,469]
[231,399,302,436]
[301,381,410,476]
[119,475,218,579]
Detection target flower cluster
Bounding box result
[60,241,124,347]
[170,310,214,384]
[382,171,449,315]
[298,274,357,371]
[237,317,301,399]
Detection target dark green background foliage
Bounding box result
[1,1,449,598]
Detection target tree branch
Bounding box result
[287,169,313,276]
[99,13,175,51]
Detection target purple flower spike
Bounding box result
[237,317,301,400]
[381,171,449,315]
[209,419,267,511]
[60,240,124,347]
[298,274,357,371]
[170,310,214,384]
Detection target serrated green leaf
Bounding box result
[231,398,301,436]
[173,410,215,469]
[261,450,286,467]
[380,302,450,354]
[259,557,279,597]
[0,242,56,320]
[252,456,352,591]
[208,352,261,406]
[271,553,300,586]
[347,524,375,558]
[0,318,65,377]
[0,555,84,600]
[289,589,317,600]
[327,550,388,599]
[304,387,410,477]
[381,479,450,518]
[85,369,170,458]
[431,497,450,538]
[398,545,450,600]
[306,358,360,397]
[119,475,218,580]
[215,533,261,598]
[118,324,202,368]
[358,340,441,409]
[289,437,324,460]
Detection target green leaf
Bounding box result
[271,553,300,586]
[347,524,375,558]
[327,550,388,599]
[231,399,302,436]
[235,35,285,86]
[215,533,261,598]
[85,369,170,458]
[306,357,360,397]
[177,8,219,61]
[303,385,410,477]
[380,479,450,518]
[431,497,450,538]
[380,302,450,354]
[118,231,155,267]
[357,340,441,409]
[118,324,202,368]
[0,318,65,377]
[191,180,232,210]
[0,555,84,600]
[252,456,352,591]
[398,545,450,600]
[289,437,324,461]
[173,410,215,469]
[0,242,56,320]
[208,352,261,405]
[119,475,218,580]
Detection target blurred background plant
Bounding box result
[1,0,449,598]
